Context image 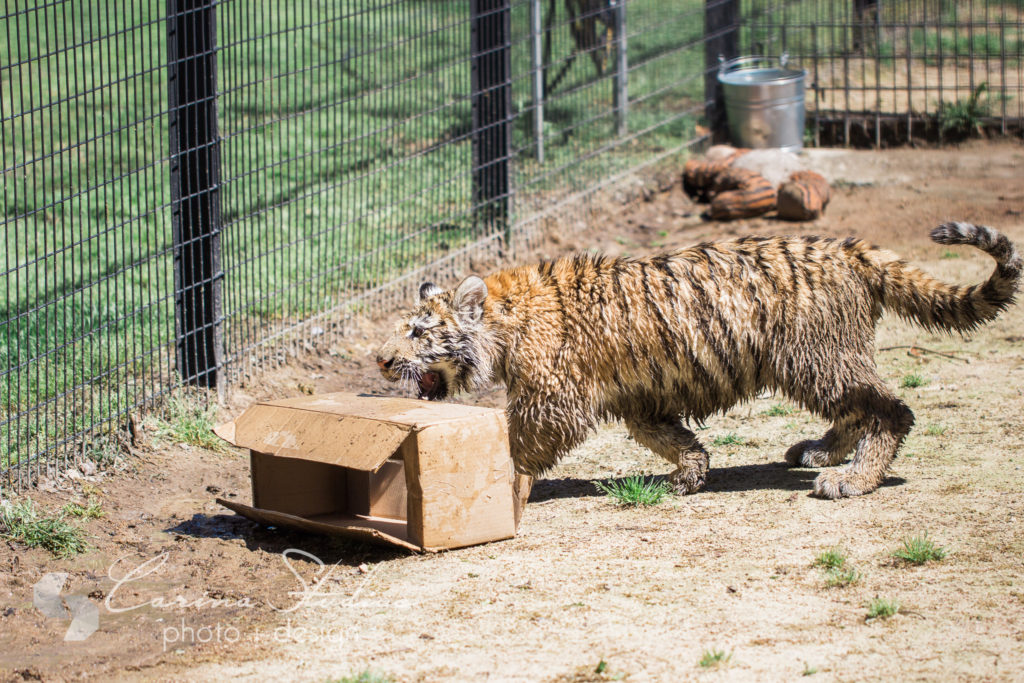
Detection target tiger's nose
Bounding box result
[377,357,394,371]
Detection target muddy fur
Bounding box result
[377,222,1021,498]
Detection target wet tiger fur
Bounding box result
[376,222,1021,499]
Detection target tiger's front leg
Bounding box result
[625,416,710,494]
[506,392,593,477]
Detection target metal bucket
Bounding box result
[718,55,806,153]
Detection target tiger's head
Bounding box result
[376,276,491,401]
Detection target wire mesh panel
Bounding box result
[509,0,712,240]
[2,2,176,488]
[216,1,504,377]
[743,0,1024,144]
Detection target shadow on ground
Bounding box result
[530,465,906,502]
[167,513,408,565]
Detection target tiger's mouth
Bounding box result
[417,370,448,401]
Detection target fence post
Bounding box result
[470,0,512,247]
[529,0,545,162]
[612,0,628,136]
[167,0,223,390]
[704,0,739,143]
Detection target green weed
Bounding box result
[327,671,394,683]
[0,498,88,558]
[150,391,225,452]
[824,566,862,588]
[937,82,990,140]
[63,496,105,519]
[940,250,960,259]
[712,433,745,447]
[866,597,900,620]
[900,373,928,389]
[892,533,948,565]
[698,648,732,668]
[595,475,672,507]
[815,547,861,587]
[924,424,947,436]
[762,403,795,417]
[814,547,848,570]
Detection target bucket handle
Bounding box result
[718,53,791,74]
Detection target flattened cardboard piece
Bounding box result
[217,498,420,552]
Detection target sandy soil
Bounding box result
[1,139,1023,682]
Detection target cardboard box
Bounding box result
[214,392,530,552]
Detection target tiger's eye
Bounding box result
[410,326,424,339]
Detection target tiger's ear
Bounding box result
[452,276,487,324]
[418,281,443,302]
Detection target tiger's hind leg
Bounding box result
[785,414,862,468]
[808,386,915,499]
[624,417,710,494]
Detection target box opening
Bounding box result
[251,450,411,542]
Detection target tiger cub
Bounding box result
[376,222,1020,499]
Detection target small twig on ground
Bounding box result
[878,345,969,363]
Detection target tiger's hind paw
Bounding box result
[669,467,706,495]
[812,469,875,499]
[785,439,837,468]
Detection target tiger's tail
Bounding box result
[876,222,1021,333]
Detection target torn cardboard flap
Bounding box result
[218,401,412,471]
[214,392,527,552]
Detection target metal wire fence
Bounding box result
[746,0,1024,144]
[2,0,1022,491]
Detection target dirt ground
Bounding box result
[2,140,1023,682]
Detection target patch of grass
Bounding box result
[892,533,948,565]
[923,424,947,436]
[900,373,928,389]
[866,597,900,620]
[150,390,225,452]
[328,672,394,683]
[824,566,862,588]
[814,547,848,570]
[595,475,671,507]
[936,82,990,140]
[802,663,818,676]
[762,403,795,417]
[698,648,731,668]
[815,547,861,587]
[0,498,88,558]
[63,496,105,520]
[940,250,960,259]
[712,433,745,447]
